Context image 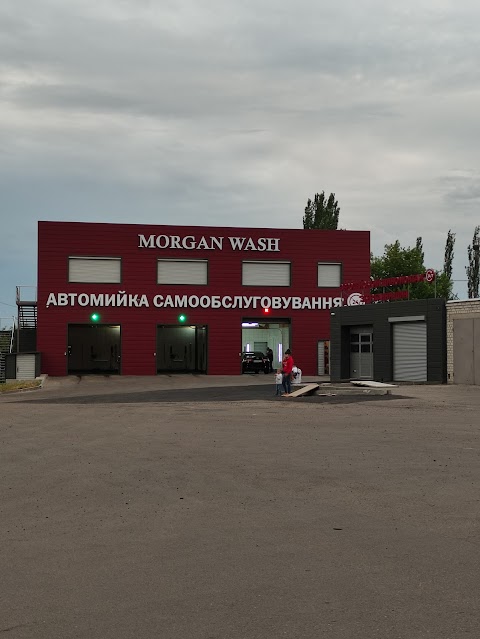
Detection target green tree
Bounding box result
[371,237,454,300]
[443,229,455,280]
[466,225,480,298]
[303,191,339,229]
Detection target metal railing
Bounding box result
[16,286,37,304]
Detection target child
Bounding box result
[274,368,283,395]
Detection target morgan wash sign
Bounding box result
[341,270,436,304]
[138,234,281,252]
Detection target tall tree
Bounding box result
[443,229,455,280]
[466,225,480,298]
[303,191,340,229]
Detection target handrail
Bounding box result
[16,286,37,304]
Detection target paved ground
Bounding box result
[1,376,479,638]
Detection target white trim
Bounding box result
[388,315,425,323]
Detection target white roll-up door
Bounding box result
[69,257,121,283]
[393,322,427,381]
[242,262,290,286]
[16,354,36,380]
[157,259,208,285]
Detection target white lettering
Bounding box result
[117,292,127,306]
[302,297,312,309]
[292,297,302,309]
[90,294,104,306]
[189,296,200,308]
[153,295,164,308]
[196,237,210,250]
[200,296,210,308]
[182,236,195,250]
[46,293,57,308]
[138,234,155,248]
[229,237,246,250]
[175,295,188,307]
[155,235,169,249]
[222,296,232,308]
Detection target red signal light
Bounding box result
[263,307,270,314]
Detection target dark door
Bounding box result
[157,325,207,373]
[67,324,121,374]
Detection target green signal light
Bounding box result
[90,313,101,323]
[178,314,187,323]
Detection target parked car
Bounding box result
[241,351,269,374]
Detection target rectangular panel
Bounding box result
[393,322,427,381]
[242,262,290,286]
[317,341,325,375]
[157,260,207,285]
[475,318,480,385]
[453,318,474,384]
[317,263,341,287]
[69,257,121,283]
[16,354,36,380]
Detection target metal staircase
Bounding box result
[16,287,37,353]
[0,319,15,383]
[17,287,38,329]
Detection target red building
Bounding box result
[37,221,370,376]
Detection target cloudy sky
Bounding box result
[1,0,479,318]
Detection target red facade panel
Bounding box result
[37,221,370,376]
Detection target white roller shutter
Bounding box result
[393,322,427,381]
[242,262,290,286]
[318,263,341,287]
[16,354,36,380]
[69,257,121,283]
[157,260,207,285]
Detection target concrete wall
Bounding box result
[446,298,480,384]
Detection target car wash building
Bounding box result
[37,221,370,376]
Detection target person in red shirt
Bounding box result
[281,349,294,396]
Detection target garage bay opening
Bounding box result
[67,324,121,374]
[156,325,207,373]
[241,319,291,373]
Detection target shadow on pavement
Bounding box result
[8,385,411,405]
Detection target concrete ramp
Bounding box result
[287,383,319,398]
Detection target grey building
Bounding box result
[446,298,480,385]
[330,299,447,383]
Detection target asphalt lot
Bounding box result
[1,376,480,639]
